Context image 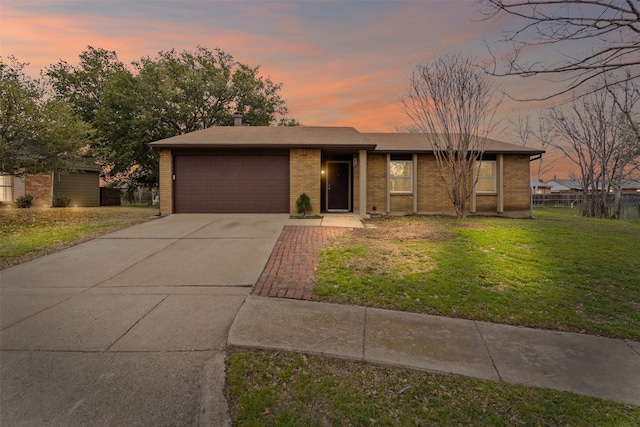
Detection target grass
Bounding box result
[314,208,640,341]
[0,206,159,269]
[228,209,640,424]
[227,349,640,427]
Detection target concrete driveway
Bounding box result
[0,214,288,426]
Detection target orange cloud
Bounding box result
[0,0,583,180]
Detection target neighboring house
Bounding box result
[548,179,583,193]
[548,178,640,194]
[620,179,640,193]
[0,166,101,208]
[531,180,552,195]
[148,126,543,218]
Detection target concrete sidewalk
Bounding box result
[229,296,640,406]
[285,213,364,228]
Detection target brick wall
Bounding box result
[390,194,413,212]
[25,173,53,207]
[159,149,173,215]
[476,194,498,212]
[290,148,321,215]
[366,154,386,213]
[503,155,531,211]
[416,154,459,213]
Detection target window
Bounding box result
[390,160,412,193]
[475,161,496,193]
[0,174,12,202]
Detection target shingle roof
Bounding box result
[148,126,372,149]
[364,133,543,155]
[148,126,544,155]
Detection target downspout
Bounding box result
[529,154,542,218]
[386,154,391,214]
[412,154,418,214]
[470,160,477,213]
[497,154,504,213]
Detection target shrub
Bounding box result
[52,194,71,207]
[295,193,312,216]
[16,194,34,208]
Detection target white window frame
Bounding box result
[475,160,496,194]
[390,160,413,194]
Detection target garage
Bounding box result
[173,153,289,213]
[53,169,101,207]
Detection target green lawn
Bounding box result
[314,208,640,340]
[0,206,159,269]
[227,349,640,427]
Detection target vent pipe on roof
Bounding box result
[233,112,242,127]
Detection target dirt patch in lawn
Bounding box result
[360,216,456,242]
[327,217,455,277]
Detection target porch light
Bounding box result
[321,170,325,175]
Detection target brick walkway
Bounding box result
[252,226,349,300]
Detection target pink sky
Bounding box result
[1,0,581,180]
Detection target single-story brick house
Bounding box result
[0,166,101,208]
[148,125,543,217]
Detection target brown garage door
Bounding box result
[174,154,289,213]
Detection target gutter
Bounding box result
[529,154,543,218]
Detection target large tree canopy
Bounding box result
[0,58,92,176]
[46,46,293,189]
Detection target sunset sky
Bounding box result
[1,0,584,179]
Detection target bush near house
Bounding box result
[295,193,312,216]
[52,194,71,207]
[15,194,33,208]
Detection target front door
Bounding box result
[326,161,351,211]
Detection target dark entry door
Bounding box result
[326,161,350,211]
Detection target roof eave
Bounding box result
[149,142,377,150]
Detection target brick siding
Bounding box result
[416,154,456,213]
[155,149,530,217]
[366,154,386,213]
[290,148,321,215]
[25,173,52,207]
[476,194,498,212]
[503,155,531,211]
[390,194,413,213]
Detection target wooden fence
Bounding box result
[100,187,121,206]
[532,194,582,207]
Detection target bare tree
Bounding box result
[606,77,640,216]
[508,112,556,192]
[481,0,640,99]
[403,52,501,218]
[394,124,422,133]
[512,113,532,147]
[548,79,639,218]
